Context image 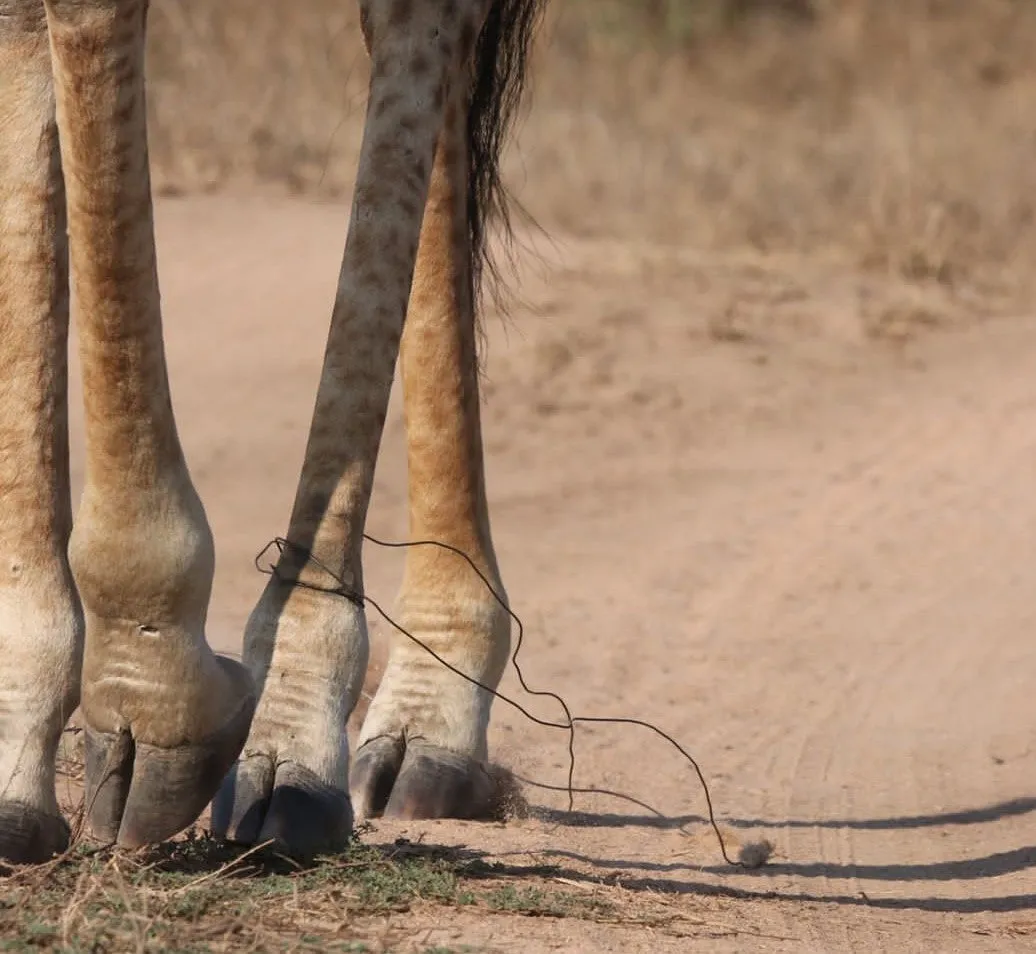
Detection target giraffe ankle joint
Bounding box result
[67,501,214,626]
[390,587,512,688]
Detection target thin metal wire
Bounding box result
[255,534,743,866]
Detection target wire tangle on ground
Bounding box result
[255,534,745,867]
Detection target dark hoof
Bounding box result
[0,801,70,865]
[83,670,254,848]
[350,738,501,822]
[211,756,352,861]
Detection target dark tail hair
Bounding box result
[466,0,548,327]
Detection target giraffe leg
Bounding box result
[0,0,82,864]
[350,83,510,822]
[44,0,254,848]
[211,1,481,859]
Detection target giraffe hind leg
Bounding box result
[349,76,512,823]
[349,0,545,823]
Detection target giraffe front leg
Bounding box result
[211,2,476,859]
[0,0,82,864]
[350,86,511,822]
[45,0,254,848]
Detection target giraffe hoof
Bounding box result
[82,663,254,848]
[350,738,501,822]
[211,756,353,860]
[0,802,70,865]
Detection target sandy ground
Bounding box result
[64,195,1036,951]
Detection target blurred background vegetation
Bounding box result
[145,1,1036,294]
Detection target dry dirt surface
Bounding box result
[51,193,1036,951]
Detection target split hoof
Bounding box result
[0,801,70,865]
[350,738,500,822]
[211,756,353,861]
[83,659,254,848]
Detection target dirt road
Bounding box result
[65,196,1035,951]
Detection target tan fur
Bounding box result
[0,0,81,827]
[356,80,511,783]
[46,0,248,755]
[1,0,515,857]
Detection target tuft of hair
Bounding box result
[466,0,548,336]
[485,761,531,821]
[738,838,775,869]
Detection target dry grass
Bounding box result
[0,732,730,952]
[146,1,1036,303]
[0,812,719,952]
[3,835,491,952]
[532,0,1036,297]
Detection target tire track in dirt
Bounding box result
[682,325,1036,951]
[685,409,976,951]
[447,235,1036,950]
